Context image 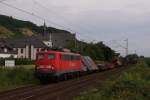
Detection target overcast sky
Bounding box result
[0,0,150,56]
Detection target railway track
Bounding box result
[0,67,127,100]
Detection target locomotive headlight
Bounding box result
[51,66,54,70]
[36,65,44,69]
[39,65,44,68]
[48,65,55,70]
[46,65,52,68]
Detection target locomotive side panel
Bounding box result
[35,51,82,82]
[57,53,82,75]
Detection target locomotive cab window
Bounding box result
[48,54,55,60]
[61,54,80,61]
[37,53,44,60]
[61,54,71,60]
[71,55,80,60]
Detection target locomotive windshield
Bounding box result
[37,53,55,60]
[48,54,55,60]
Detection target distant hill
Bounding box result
[0,15,117,61]
[0,15,70,38]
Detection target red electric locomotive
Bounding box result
[35,51,82,82]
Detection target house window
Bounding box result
[4,48,7,53]
[37,48,40,52]
[21,48,24,53]
[13,48,16,51]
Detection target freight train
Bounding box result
[35,50,125,83]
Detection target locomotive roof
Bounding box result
[38,50,80,56]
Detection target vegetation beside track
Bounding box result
[0,66,39,92]
[75,61,150,100]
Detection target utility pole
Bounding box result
[43,20,52,48]
[80,40,84,54]
[74,33,77,49]
[125,39,128,56]
[49,32,53,47]
[134,50,137,54]
[43,20,46,36]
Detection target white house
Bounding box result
[0,36,48,60]
[0,40,17,58]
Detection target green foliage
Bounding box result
[15,58,34,65]
[0,67,39,91]
[75,62,150,100]
[125,54,139,64]
[67,41,116,61]
[144,58,150,67]
[0,58,34,66]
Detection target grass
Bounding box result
[95,60,108,64]
[74,61,150,100]
[16,65,35,69]
[0,66,39,92]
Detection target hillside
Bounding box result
[0,14,70,38]
[0,25,15,38]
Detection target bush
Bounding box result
[0,67,39,91]
[145,58,150,67]
[0,58,5,66]
[0,58,34,66]
[14,58,34,65]
[75,62,150,100]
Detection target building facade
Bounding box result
[0,39,17,58]
[0,36,47,60]
[0,32,76,60]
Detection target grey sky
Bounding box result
[0,0,150,56]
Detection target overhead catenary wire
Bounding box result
[104,39,131,56]
[0,0,97,41]
[0,0,3,1]
[0,0,9,3]
[105,39,126,49]
[32,0,96,40]
[0,1,75,32]
[0,2,43,20]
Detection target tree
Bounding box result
[67,40,116,61]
